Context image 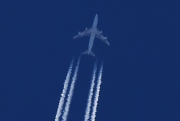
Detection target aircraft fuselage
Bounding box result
[88,14,98,55]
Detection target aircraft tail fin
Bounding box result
[82,50,95,57]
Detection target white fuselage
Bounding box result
[88,14,98,55]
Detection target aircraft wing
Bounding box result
[95,29,110,46]
[73,28,92,39]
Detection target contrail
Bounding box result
[55,59,74,121]
[84,62,97,121]
[62,56,81,121]
[91,62,103,121]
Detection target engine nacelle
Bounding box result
[78,32,81,35]
[104,37,107,40]
[85,27,88,31]
[100,31,102,34]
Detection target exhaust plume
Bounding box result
[91,62,103,121]
[62,57,81,121]
[84,62,97,121]
[55,59,74,121]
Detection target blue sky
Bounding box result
[0,0,180,121]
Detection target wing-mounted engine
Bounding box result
[73,27,91,39]
[99,31,103,34]
[103,37,110,46]
[73,31,82,39]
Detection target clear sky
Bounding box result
[1,0,180,121]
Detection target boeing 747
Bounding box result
[73,14,110,57]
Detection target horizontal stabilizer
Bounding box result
[82,50,88,55]
[90,51,95,57]
[81,50,95,57]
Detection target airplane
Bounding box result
[73,14,110,57]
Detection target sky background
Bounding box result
[1,0,180,121]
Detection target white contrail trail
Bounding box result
[91,62,103,121]
[62,56,81,121]
[55,59,74,121]
[84,62,97,121]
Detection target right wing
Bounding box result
[95,29,110,46]
[73,28,92,39]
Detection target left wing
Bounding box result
[73,28,92,39]
[95,29,110,46]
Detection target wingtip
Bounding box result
[72,36,77,39]
[106,42,110,46]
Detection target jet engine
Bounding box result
[78,32,81,35]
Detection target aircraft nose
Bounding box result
[95,14,98,20]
